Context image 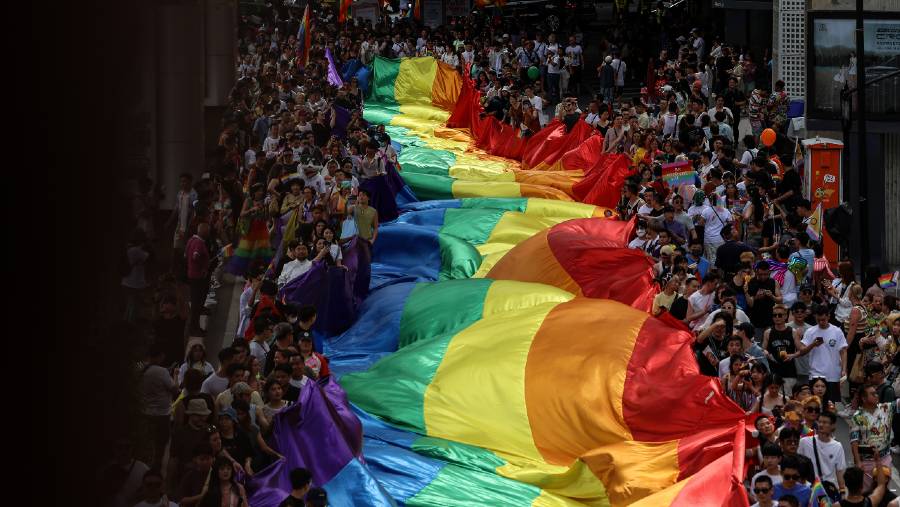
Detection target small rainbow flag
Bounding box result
[221,243,234,263]
[879,271,898,289]
[809,479,832,507]
[661,160,696,189]
[806,203,822,242]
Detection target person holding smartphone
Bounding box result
[794,304,848,408]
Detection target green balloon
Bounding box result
[527,66,540,80]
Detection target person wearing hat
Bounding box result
[171,398,213,485]
[216,407,255,475]
[654,244,678,281]
[216,380,265,414]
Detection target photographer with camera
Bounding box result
[722,354,761,413]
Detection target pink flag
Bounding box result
[325,48,344,88]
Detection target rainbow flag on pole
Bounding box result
[808,479,833,506]
[297,4,312,67]
[879,271,899,289]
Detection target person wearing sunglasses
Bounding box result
[772,456,811,505]
[750,474,775,507]
[762,304,802,394]
[750,442,782,502]
[777,427,815,484]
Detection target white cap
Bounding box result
[604,55,612,63]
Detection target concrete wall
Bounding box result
[146,0,237,209]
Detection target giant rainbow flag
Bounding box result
[249,57,750,506]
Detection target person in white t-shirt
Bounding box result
[262,124,281,154]
[797,411,847,489]
[525,85,543,116]
[751,443,784,494]
[795,304,848,405]
[583,100,602,128]
[565,36,583,95]
[700,193,733,264]
[628,229,648,250]
[301,164,327,196]
[611,55,626,97]
[688,273,721,329]
[200,347,238,399]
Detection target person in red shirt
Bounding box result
[298,334,330,379]
[186,223,211,335]
[243,279,283,341]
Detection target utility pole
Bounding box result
[855,0,868,270]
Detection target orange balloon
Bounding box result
[761,128,776,146]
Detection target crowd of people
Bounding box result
[107,1,900,507]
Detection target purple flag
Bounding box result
[247,378,396,507]
[277,237,372,336]
[325,48,344,88]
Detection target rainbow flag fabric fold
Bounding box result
[328,279,747,505]
[247,56,749,507]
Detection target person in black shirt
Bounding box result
[695,311,734,377]
[291,305,318,349]
[748,156,775,192]
[278,467,312,507]
[669,275,698,321]
[762,304,801,387]
[714,224,755,277]
[305,487,329,507]
[715,47,732,95]
[746,261,782,334]
[216,408,254,473]
[721,78,746,136]
[774,163,803,212]
[154,294,187,371]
